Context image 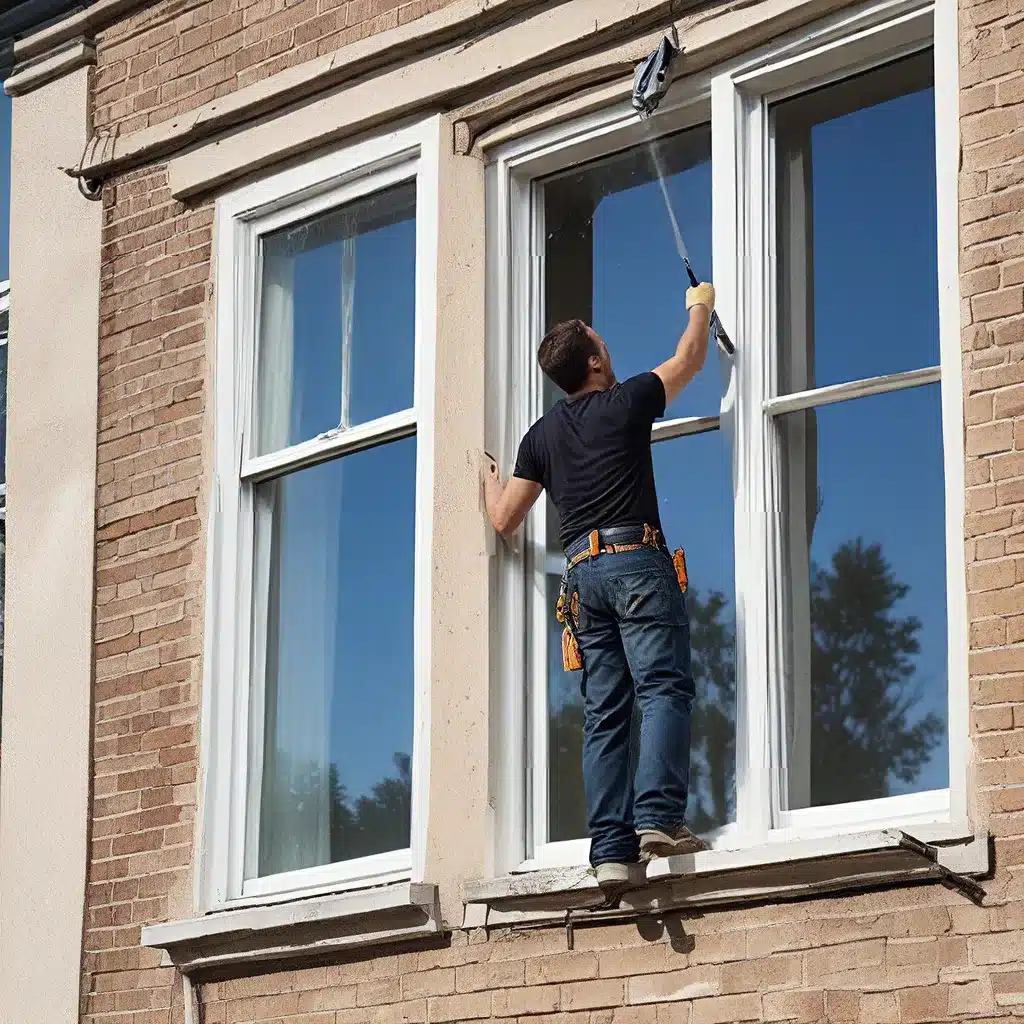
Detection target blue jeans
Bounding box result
[567,544,695,866]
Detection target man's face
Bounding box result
[586,326,616,386]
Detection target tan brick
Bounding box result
[949,977,994,1015]
[822,990,858,1021]
[860,991,899,1022]
[358,979,402,1006]
[627,966,720,1005]
[370,998,428,1024]
[996,383,1024,419]
[971,618,1008,649]
[966,420,1014,456]
[898,984,949,1022]
[525,953,600,985]
[402,969,455,998]
[454,960,522,993]
[491,985,560,1018]
[719,954,801,995]
[426,992,491,1022]
[993,969,1024,1006]
[804,938,884,988]
[560,979,625,1011]
[971,930,1024,965]
[689,994,760,1024]
[760,989,822,1023]
[598,944,678,978]
[686,930,746,964]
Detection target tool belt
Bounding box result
[555,524,689,672]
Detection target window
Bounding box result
[490,0,964,873]
[528,124,737,863]
[202,120,438,910]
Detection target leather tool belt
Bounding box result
[555,523,688,672]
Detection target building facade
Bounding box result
[0,0,1022,1021]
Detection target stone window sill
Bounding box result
[142,881,443,973]
[463,831,989,927]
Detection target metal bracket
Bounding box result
[896,831,987,906]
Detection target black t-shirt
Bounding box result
[513,372,667,550]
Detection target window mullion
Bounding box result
[763,364,942,417]
[527,179,550,857]
[240,408,417,483]
[719,79,774,845]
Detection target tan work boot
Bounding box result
[638,826,709,861]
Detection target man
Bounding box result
[483,282,715,896]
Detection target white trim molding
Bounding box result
[143,882,443,973]
[484,0,972,886]
[198,117,440,915]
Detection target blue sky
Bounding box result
[259,76,947,852]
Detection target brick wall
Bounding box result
[78,0,1024,1020]
[189,884,1024,1022]
[83,165,210,1022]
[92,0,456,134]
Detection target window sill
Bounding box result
[142,881,443,973]
[462,830,989,926]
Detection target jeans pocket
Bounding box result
[613,564,687,626]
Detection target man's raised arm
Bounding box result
[653,283,714,408]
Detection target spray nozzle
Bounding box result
[632,33,681,119]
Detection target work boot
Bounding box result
[593,862,646,899]
[637,826,709,861]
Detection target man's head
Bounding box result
[537,319,615,396]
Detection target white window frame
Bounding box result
[487,0,967,876]
[198,118,439,914]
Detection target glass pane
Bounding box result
[778,384,948,810]
[774,51,937,395]
[256,180,416,455]
[544,428,735,841]
[542,124,719,419]
[654,430,736,832]
[250,438,416,876]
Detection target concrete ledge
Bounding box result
[142,882,444,974]
[72,0,596,185]
[5,38,96,97]
[454,0,855,154]
[11,0,151,63]
[463,832,990,923]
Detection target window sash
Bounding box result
[493,0,965,874]
[202,120,439,912]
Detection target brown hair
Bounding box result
[537,319,598,394]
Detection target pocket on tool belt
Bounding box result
[673,548,688,594]
[555,587,582,672]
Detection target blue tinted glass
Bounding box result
[775,52,937,393]
[779,385,948,808]
[257,181,416,455]
[253,438,416,875]
[543,124,717,419]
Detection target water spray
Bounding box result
[632,34,735,357]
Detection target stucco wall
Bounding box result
[0,64,103,1024]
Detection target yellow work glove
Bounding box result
[686,282,715,313]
